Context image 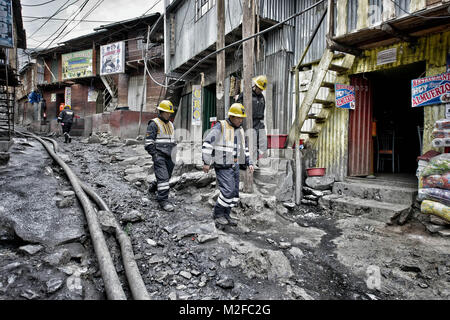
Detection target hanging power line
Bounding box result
[28,0,82,38]
[23,15,114,23]
[389,0,450,19]
[22,0,59,6]
[148,0,326,88]
[53,0,105,46]
[36,0,91,50]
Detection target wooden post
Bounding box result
[295,146,302,205]
[216,0,226,120]
[243,0,254,193]
[137,26,151,137]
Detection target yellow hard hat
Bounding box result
[157,100,174,113]
[228,103,246,118]
[253,75,267,90]
[65,105,71,109]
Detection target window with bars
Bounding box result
[195,0,216,21]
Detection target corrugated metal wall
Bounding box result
[259,0,295,26]
[368,0,382,25]
[256,51,294,134]
[128,75,146,111]
[293,0,328,64]
[347,0,358,32]
[315,103,350,181]
[395,0,410,17]
[348,76,373,177]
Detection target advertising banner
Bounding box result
[192,85,202,126]
[335,84,355,110]
[62,49,94,80]
[0,0,13,48]
[100,41,125,75]
[412,72,450,108]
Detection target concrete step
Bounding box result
[333,181,417,206]
[345,176,417,189]
[319,194,411,223]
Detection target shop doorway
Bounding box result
[370,62,425,175]
[348,62,425,177]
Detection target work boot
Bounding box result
[68,136,72,143]
[224,215,238,226]
[214,215,229,225]
[161,202,174,212]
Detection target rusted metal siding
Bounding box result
[351,31,449,74]
[348,76,373,177]
[315,105,349,182]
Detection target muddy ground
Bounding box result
[0,130,449,300]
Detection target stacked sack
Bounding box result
[432,118,450,148]
[417,153,450,224]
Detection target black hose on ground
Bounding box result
[21,132,150,300]
[79,180,151,300]
[15,130,127,300]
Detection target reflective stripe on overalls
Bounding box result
[152,118,176,201]
[215,120,244,212]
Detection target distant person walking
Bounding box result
[57,105,74,143]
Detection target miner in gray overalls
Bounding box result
[202,103,254,226]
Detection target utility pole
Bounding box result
[216,0,225,120]
[242,0,254,193]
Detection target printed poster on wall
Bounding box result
[65,87,72,107]
[335,84,355,110]
[100,41,125,75]
[192,85,202,126]
[51,93,56,102]
[0,0,13,48]
[62,49,93,80]
[412,72,450,108]
[87,88,98,102]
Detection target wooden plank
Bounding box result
[321,81,336,90]
[313,98,335,107]
[328,63,349,74]
[287,49,335,145]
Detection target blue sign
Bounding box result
[412,72,450,108]
[335,84,355,110]
[0,0,13,48]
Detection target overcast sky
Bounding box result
[22,0,164,50]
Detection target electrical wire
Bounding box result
[28,0,82,38]
[23,15,114,23]
[148,0,326,88]
[53,0,105,46]
[22,0,58,6]
[389,0,450,19]
[36,0,91,50]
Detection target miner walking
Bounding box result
[57,105,74,143]
[202,103,254,226]
[145,100,177,212]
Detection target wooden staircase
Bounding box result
[288,49,355,146]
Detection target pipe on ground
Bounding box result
[79,181,150,300]
[16,131,127,300]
